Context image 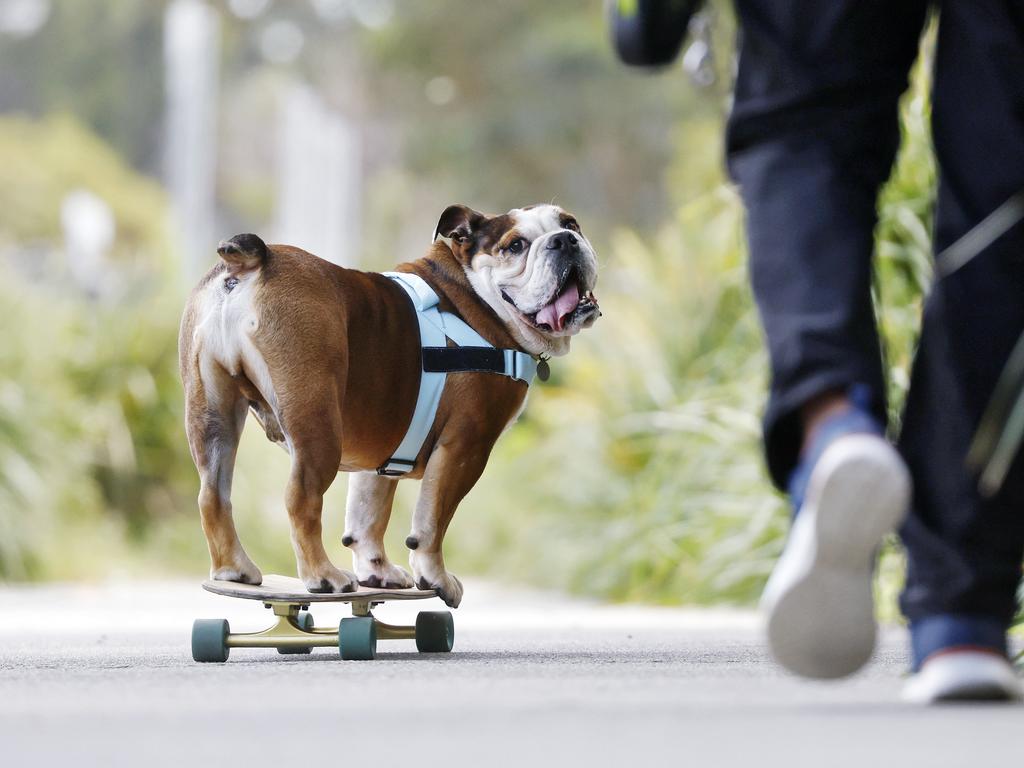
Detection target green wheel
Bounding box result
[415,611,454,653]
[192,618,230,663]
[278,609,314,655]
[339,617,377,660]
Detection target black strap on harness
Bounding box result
[422,347,507,375]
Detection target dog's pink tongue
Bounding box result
[535,281,580,332]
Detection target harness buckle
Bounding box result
[376,459,416,477]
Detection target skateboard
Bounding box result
[192,574,454,662]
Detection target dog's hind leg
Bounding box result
[285,414,358,594]
[342,472,414,589]
[184,363,262,585]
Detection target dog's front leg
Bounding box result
[406,441,490,608]
[342,472,414,589]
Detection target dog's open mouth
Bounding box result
[501,267,600,333]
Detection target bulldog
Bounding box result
[179,204,600,607]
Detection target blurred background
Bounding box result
[0,0,934,608]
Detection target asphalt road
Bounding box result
[0,579,1020,768]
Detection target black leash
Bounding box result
[933,188,1024,496]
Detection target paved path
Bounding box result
[0,579,1019,767]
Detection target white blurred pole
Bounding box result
[61,189,115,296]
[164,0,220,281]
[274,85,361,267]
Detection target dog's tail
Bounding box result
[217,233,267,271]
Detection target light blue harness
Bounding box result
[377,271,538,476]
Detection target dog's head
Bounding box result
[433,204,601,357]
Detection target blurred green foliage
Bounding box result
[0,6,945,617]
[0,112,189,578]
[0,114,166,249]
[448,46,937,607]
[446,32,940,610]
[358,0,706,233]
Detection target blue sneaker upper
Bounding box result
[910,614,1009,671]
[786,384,886,514]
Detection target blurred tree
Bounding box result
[0,1,167,174]
[352,0,719,234]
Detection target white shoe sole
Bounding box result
[903,651,1023,704]
[762,433,911,679]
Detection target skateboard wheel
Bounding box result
[415,611,454,653]
[192,619,230,663]
[278,609,314,655]
[339,617,377,660]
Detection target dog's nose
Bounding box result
[546,232,579,253]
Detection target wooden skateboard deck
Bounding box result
[203,573,437,603]
[193,574,454,663]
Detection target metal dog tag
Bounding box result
[537,358,550,382]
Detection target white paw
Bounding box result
[355,557,414,589]
[411,553,463,607]
[299,564,358,594]
[211,557,262,585]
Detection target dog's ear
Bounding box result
[433,204,485,245]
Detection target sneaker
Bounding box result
[903,649,1022,703]
[761,400,911,679]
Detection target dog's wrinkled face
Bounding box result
[433,204,601,356]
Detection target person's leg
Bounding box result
[727,0,927,678]
[899,0,1024,702]
[728,0,928,489]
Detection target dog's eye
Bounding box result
[564,220,580,233]
[507,238,527,254]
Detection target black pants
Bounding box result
[727,0,1024,626]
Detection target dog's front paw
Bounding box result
[411,553,463,608]
[356,558,414,590]
[300,564,358,594]
[211,555,262,586]
[420,572,463,608]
